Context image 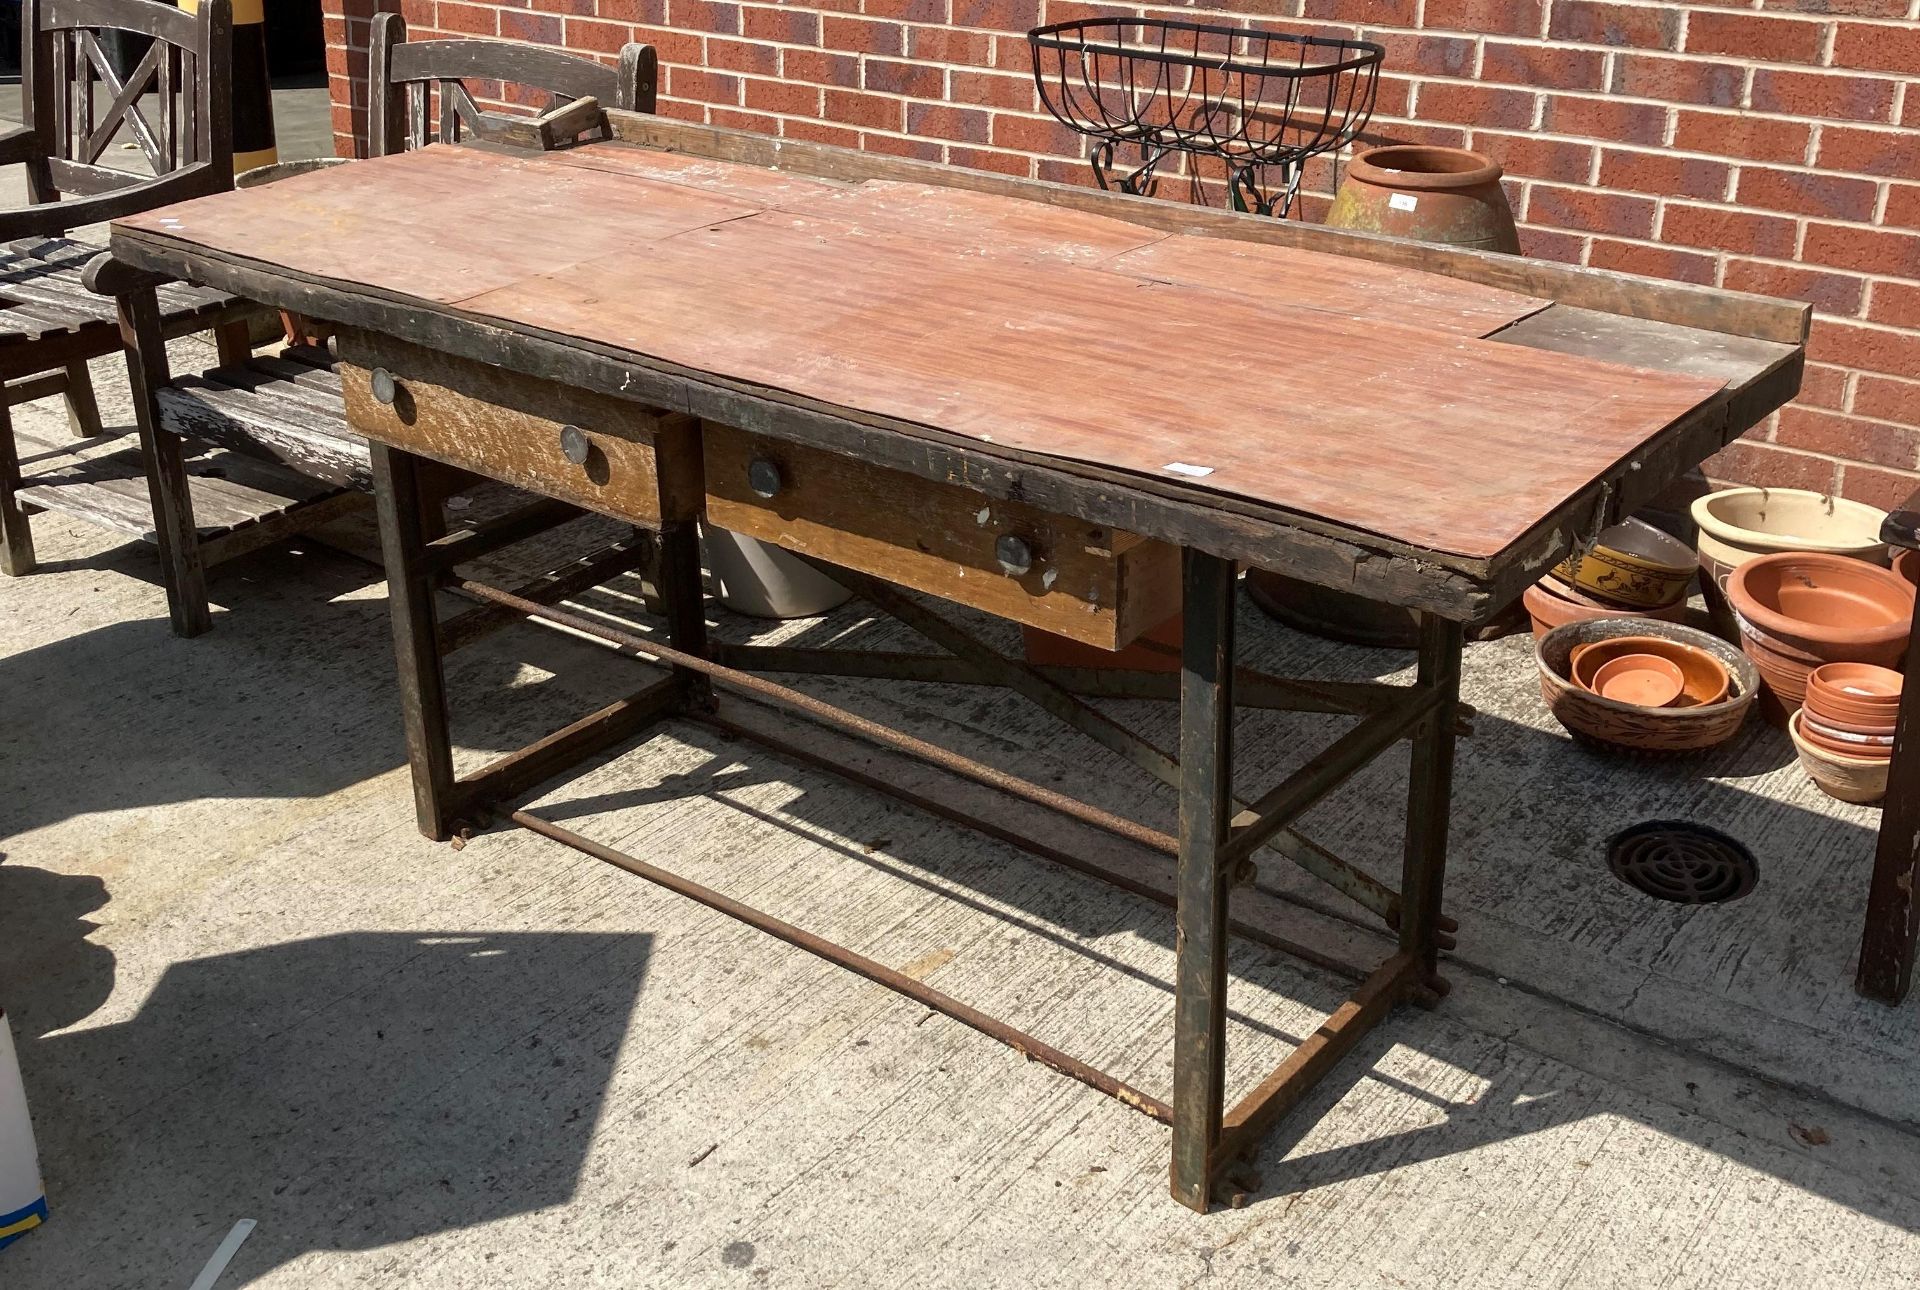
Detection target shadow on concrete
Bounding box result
[1,897,649,1287]
[504,586,1911,1226]
[0,535,647,842]
[4,543,1908,1260]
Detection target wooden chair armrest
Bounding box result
[1883,490,1920,551]
[0,125,49,169]
[0,162,224,245]
[82,249,173,298]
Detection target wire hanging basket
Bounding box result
[1027,18,1384,217]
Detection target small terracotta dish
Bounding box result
[1789,710,1891,804]
[1591,654,1685,707]
[1808,661,1903,701]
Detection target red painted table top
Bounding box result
[118,143,1727,559]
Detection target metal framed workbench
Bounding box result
[103,113,1806,1211]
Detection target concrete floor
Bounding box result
[4,361,1919,1289]
[3,73,1920,1290]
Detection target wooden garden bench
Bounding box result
[0,0,263,578]
[88,15,659,635]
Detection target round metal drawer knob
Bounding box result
[995,534,1034,576]
[559,424,591,466]
[747,457,784,499]
[369,367,397,406]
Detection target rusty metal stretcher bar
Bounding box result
[437,542,1460,1211]
[99,115,1803,1211]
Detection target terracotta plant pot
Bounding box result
[1522,579,1686,641]
[1324,145,1521,254]
[1552,517,1696,610]
[1725,552,1914,724]
[1894,548,1918,593]
[1789,710,1891,804]
[1536,618,1757,756]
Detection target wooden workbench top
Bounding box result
[111,128,1803,612]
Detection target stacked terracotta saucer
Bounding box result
[1789,662,1904,804]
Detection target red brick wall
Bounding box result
[321,0,1920,511]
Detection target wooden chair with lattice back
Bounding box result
[86,17,660,635]
[0,0,264,579]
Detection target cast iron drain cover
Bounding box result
[1606,821,1757,905]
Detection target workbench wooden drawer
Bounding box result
[703,423,1181,650]
[336,331,701,528]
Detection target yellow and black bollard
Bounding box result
[182,0,278,174]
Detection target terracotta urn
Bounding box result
[1724,551,1914,725]
[1325,145,1521,254]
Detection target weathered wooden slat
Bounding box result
[44,0,200,48]
[14,427,345,541]
[199,488,368,566]
[181,375,349,429]
[0,295,96,338]
[240,353,347,400]
[4,370,70,405]
[156,382,369,491]
[388,37,621,106]
[0,273,116,323]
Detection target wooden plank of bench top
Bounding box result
[600,114,1810,346]
[454,206,1722,560]
[1106,233,1547,338]
[1492,305,1798,384]
[15,422,348,539]
[544,151,1551,338]
[157,372,367,491]
[118,145,766,309]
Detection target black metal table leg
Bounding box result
[1399,613,1464,989]
[1170,548,1236,1212]
[372,441,458,841]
